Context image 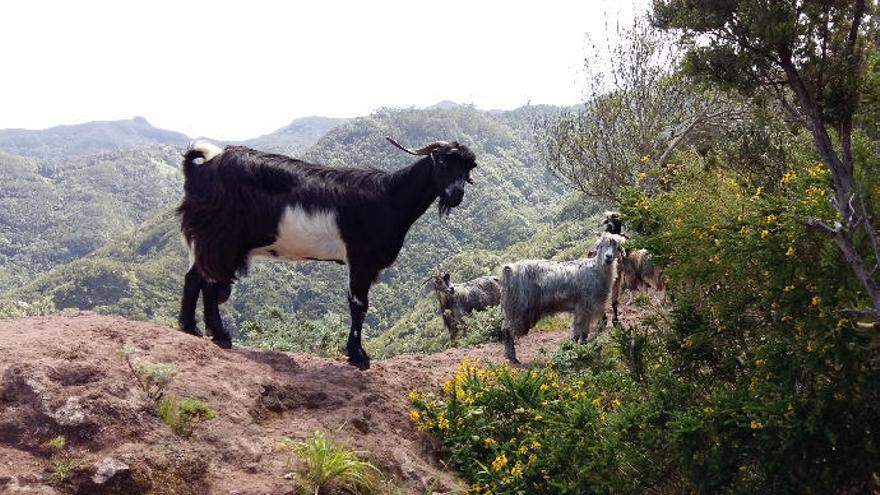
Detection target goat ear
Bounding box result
[443,273,451,284]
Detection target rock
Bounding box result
[52,397,86,427]
[90,457,130,484]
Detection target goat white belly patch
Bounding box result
[251,206,347,264]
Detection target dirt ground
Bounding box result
[0,298,656,494]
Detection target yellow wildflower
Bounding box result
[591,397,602,407]
[714,238,721,246]
[611,399,621,408]
[765,214,777,224]
[783,285,795,292]
[442,379,453,394]
[408,411,421,423]
[484,437,496,447]
[533,414,543,421]
[531,440,542,450]
[638,172,647,181]
[760,229,769,238]
[436,413,450,430]
[518,445,529,455]
[640,155,650,162]
[704,406,714,414]
[785,246,795,257]
[510,462,524,479]
[780,171,797,184]
[750,420,763,430]
[492,454,508,471]
[740,226,751,235]
[811,295,822,306]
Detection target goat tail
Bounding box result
[182,141,223,178]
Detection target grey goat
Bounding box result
[500,233,626,364]
[430,272,502,341]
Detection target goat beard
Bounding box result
[437,200,454,217]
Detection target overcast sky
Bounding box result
[0,1,643,140]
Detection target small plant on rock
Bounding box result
[43,435,86,482]
[277,430,382,495]
[120,345,217,438]
[156,396,218,438]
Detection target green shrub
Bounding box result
[458,306,504,347]
[156,397,218,438]
[277,430,382,495]
[121,346,218,438]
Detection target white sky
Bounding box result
[0,1,643,140]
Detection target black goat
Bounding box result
[177,138,477,369]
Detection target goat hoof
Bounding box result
[181,326,201,337]
[212,337,233,349]
[347,349,371,370]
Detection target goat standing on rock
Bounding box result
[176,137,477,370]
[430,272,501,342]
[500,233,626,364]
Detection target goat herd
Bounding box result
[176,138,662,369]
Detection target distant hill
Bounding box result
[0,117,189,158]
[0,147,184,291]
[1,105,573,339]
[243,116,348,155]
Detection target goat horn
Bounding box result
[385,136,448,156]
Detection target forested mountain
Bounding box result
[242,116,348,155]
[0,105,574,339]
[0,116,188,158]
[0,147,183,291]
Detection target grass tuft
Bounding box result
[277,430,382,495]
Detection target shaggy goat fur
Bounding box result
[431,273,501,341]
[500,233,626,363]
[177,139,476,370]
[609,248,665,322]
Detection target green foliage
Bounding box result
[613,148,880,492]
[277,430,382,495]
[123,346,177,401]
[240,307,346,357]
[43,435,66,451]
[121,346,217,437]
[653,0,876,126]
[51,457,87,482]
[156,396,218,438]
[409,358,644,495]
[41,434,86,482]
[458,306,504,347]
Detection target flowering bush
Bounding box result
[410,357,653,494]
[413,145,880,494]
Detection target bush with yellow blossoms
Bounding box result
[614,140,880,493]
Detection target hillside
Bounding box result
[0,147,184,291]
[0,311,581,494]
[0,117,188,159]
[1,105,571,339]
[242,116,349,155]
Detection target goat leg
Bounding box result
[346,270,374,370]
[178,266,203,337]
[203,282,232,349]
[502,323,520,365]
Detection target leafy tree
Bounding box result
[536,15,747,202]
[652,0,880,320]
